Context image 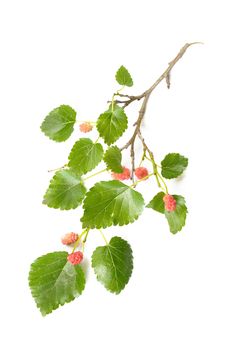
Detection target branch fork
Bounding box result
[117,42,202,182]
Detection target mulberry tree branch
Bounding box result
[119,42,202,180]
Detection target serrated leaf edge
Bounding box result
[81,180,145,229]
[28,251,86,316]
[165,195,188,234]
[68,138,104,175]
[91,236,133,294]
[96,107,128,146]
[161,153,188,179]
[43,169,86,210]
[115,66,133,87]
[40,105,77,143]
[103,146,123,173]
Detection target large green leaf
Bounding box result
[165,195,188,234]
[29,251,85,316]
[115,66,133,87]
[68,138,104,175]
[81,180,144,229]
[147,192,165,213]
[92,236,133,294]
[43,169,86,210]
[104,146,123,173]
[161,153,188,179]
[97,104,128,146]
[41,105,76,142]
[147,192,188,234]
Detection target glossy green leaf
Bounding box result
[68,138,104,175]
[29,251,85,316]
[147,192,165,213]
[165,195,188,233]
[104,146,123,173]
[97,104,128,146]
[115,66,133,87]
[161,153,188,179]
[41,105,76,142]
[81,180,144,229]
[92,236,133,294]
[43,169,86,210]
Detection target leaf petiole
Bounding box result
[72,229,88,253]
[157,172,168,194]
[130,172,154,188]
[82,229,90,253]
[98,229,109,245]
[83,168,107,181]
[48,164,67,173]
[111,86,125,111]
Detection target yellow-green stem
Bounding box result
[83,168,107,181]
[72,229,88,253]
[99,229,109,245]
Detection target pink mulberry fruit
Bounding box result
[111,166,131,181]
[61,232,79,245]
[67,251,83,265]
[79,122,93,133]
[163,194,177,212]
[135,167,149,180]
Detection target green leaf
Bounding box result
[161,153,188,179]
[97,104,128,146]
[104,146,123,173]
[165,195,188,234]
[115,66,133,87]
[43,169,86,210]
[68,138,104,175]
[29,251,85,316]
[147,192,165,213]
[92,236,133,294]
[81,180,144,229]
[41,105,76,142]
[147,193,188,233]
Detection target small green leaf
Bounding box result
[165,195,188,234]
[97,104,128,146]
[43,169,86,210]
[147,192,165,213]
[115,66,133,87]
[41,105,76,142]
[104,146,123,173]
[161,153,188,179]
[68,138,104,175]
[92,236,133,294]
[29,251,85,316]
[147,193,188,233]
[81,180,144,229]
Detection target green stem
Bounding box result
[83,168,107,181]
[157,172,168,194]
[117,86,125,94]
[148,153,162,189]
[111,86,125,110]
[72,229,88,253]
[138,150,146,167]
[82,229,89,253]
[83,229,89,243]
[48,164,67,173]
[154,165,162,188]
[144,155,152,162]
[130,172,154,188]
[99,229,109,245]
[142,153,168,192]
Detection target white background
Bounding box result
[0,0,232,349]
